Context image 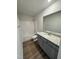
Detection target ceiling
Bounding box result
[17,0,57,16]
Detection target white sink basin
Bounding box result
[37,32,61,46]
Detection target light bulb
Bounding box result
[48,0,51,2]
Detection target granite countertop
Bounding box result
[37,32,61,46]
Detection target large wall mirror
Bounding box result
[43,11,61,36]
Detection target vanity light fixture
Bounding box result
[48,0,51,2]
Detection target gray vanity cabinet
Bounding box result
[37,34,59,59]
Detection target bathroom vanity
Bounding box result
[37,32,61,59]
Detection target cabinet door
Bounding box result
[37,35,44,48]
[44,43,58,59]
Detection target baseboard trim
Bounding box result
[23,39,33,44]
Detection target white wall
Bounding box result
[34,0,61,32]
[44,11,61,33]
[18,15,34,42]
[17,17,23,59]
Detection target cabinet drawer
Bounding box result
[47,40,59,51]
[37,35,47,43]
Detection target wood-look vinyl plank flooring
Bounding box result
[23,40,49,59]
